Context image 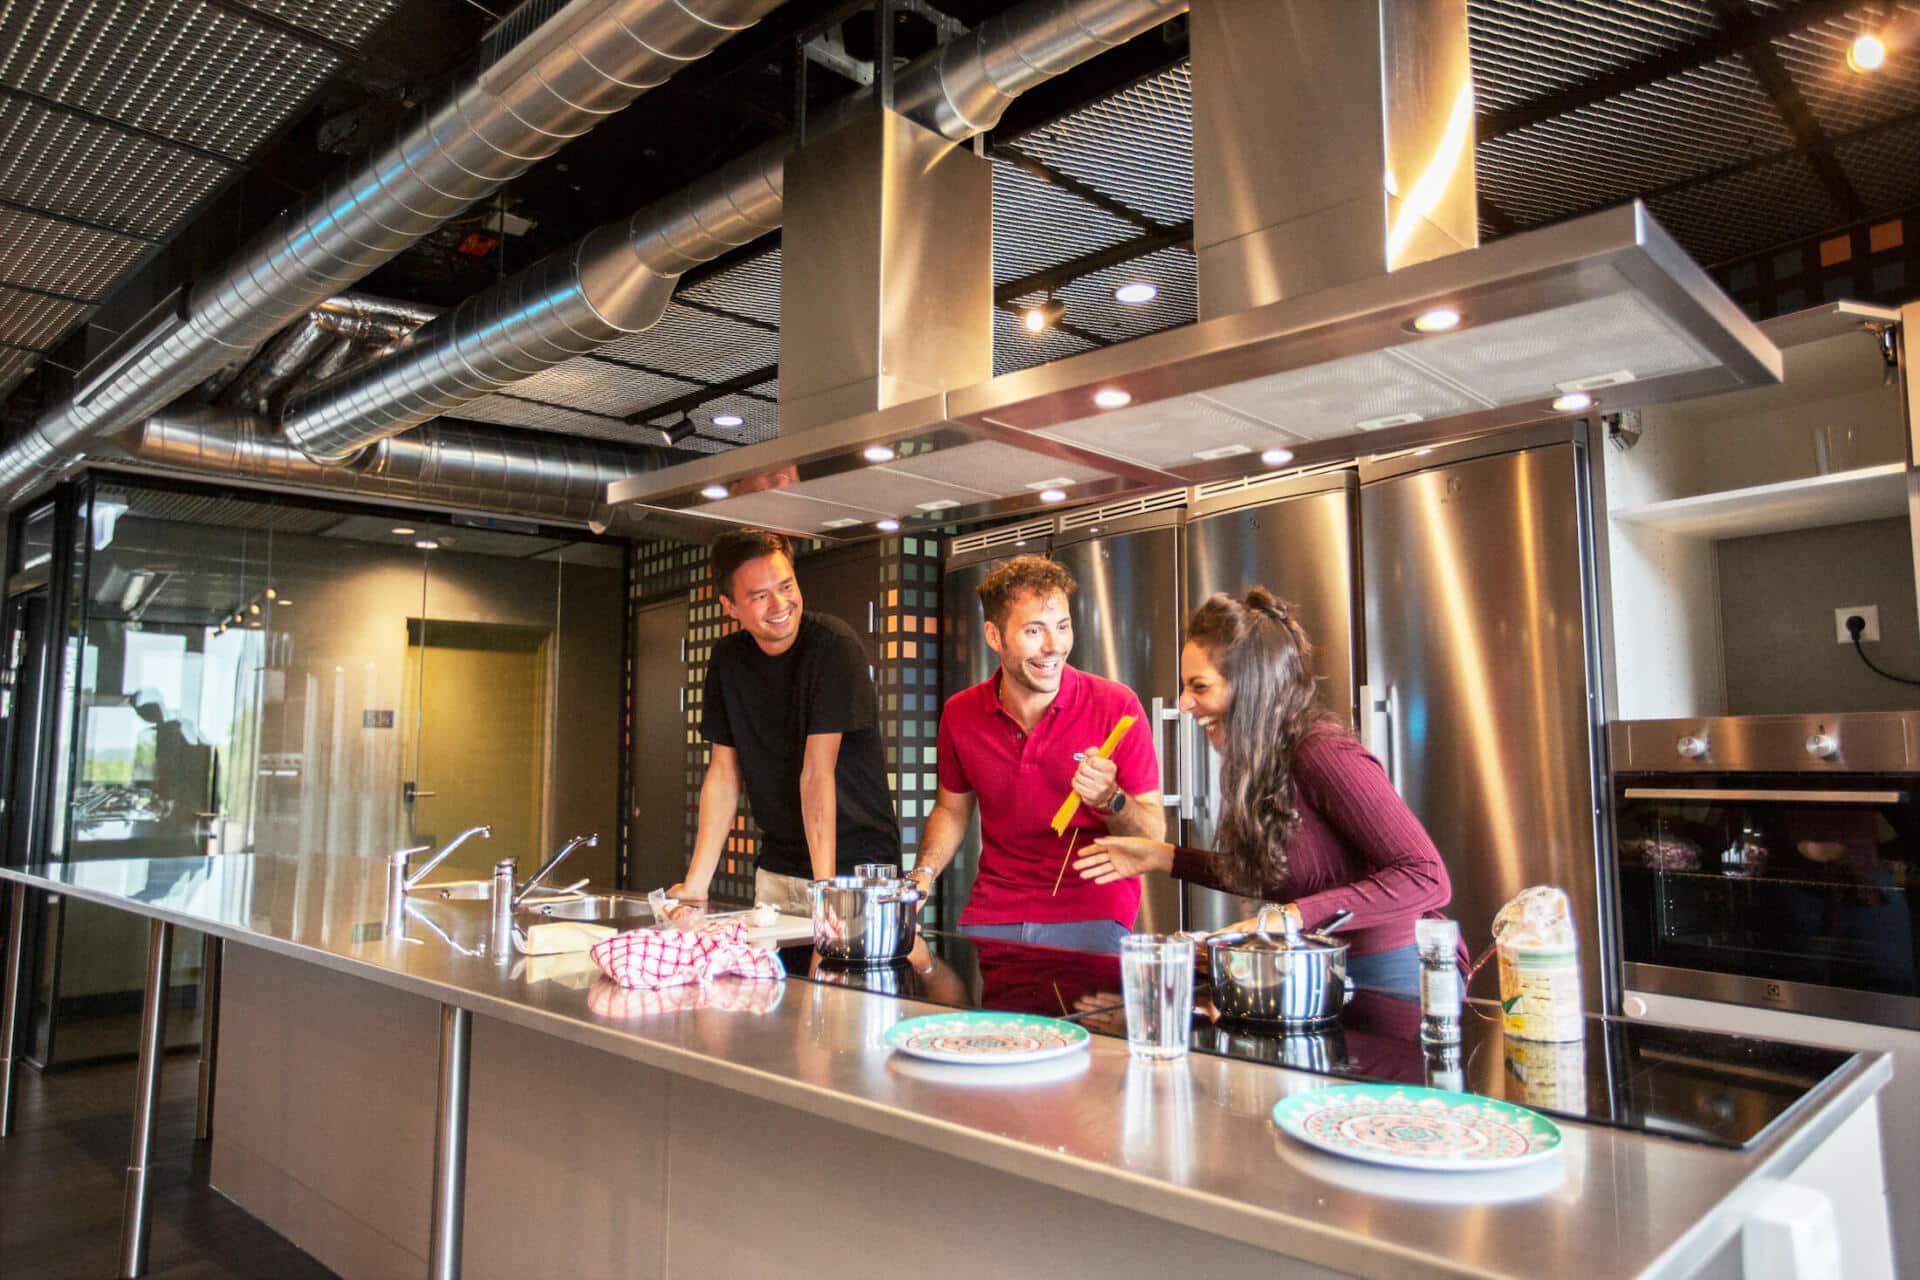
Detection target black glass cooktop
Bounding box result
[779,930,1857,1151]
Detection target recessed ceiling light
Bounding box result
[249,602,260,615]
[820,518,862,530]
[265,587,277,600]
[862,444,896,463]
[391,526,415,536]
[1408,307,1462,333]
[1038,488,1068,504]
[1093,388,1131,409]
[711,413,744,428]
[1113,281,1158,305]
[1551,392,1593,413]
[276,598,293,606]
[875,519,901,532]
[414,539,441,551]
[700,484,729,500]
[1260,448,1295,466]
[1849,33,1886,72]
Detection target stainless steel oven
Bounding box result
[1611,713,1918,1031]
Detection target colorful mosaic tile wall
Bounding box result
[629,534,946,910]
[1712,204,1918,320]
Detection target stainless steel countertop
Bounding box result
[1,853,1891,1280]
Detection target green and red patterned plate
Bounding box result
[1272,1083,1563,1172]
[884,1011,1091,1065]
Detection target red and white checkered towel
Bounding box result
[589,920,785,990]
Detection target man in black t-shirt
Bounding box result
[667,529,899,913]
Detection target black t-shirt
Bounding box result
[701,612,900,877]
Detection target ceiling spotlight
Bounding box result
[249,602,261,615]
[1848,33,1886,72]
[1022,298,1066,333]
[875,519,901,532]
[414,539,441,551]
[265,586,277,600]
[1409,307,1462,333]
[1551,392,1593,413]
[711,412,744,428]
[1113,281,1158,305]
[862,444,896,463]
[699,484,730,501]
[1093,387,1132,409]
[1038,488,1068,504]
[391,526,415,536]
[277,598,293,606]
[1260,447,1295,466]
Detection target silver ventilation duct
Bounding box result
[280,0,1190,461]
[121,411,665,527]
[220,294,438,414]
[0,0,786,499]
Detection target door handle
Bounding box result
[403,781,437,803]
[1150,697,1192,819]
[1150,697,1179,808]
[1362,684,1397,793]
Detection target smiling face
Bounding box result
[721,552,803,655]
[985,588,1073,699]
[1179,641,1233,752]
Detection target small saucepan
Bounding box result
[809,874,922,967]
[1205,906,1353,1027]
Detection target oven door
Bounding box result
[1615,773,1919,1029]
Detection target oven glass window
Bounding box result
[1616,776,1917,998]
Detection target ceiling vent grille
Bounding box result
[949,517,1055,556]
[1057,487,1185,531]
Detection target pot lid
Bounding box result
[1213,906,1349,953]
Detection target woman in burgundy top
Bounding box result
[1074,588,1455,996]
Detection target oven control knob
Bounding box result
[1805,733,1839,760]
[1676,735,1709,760]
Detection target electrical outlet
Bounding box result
[1836,605,1880,644]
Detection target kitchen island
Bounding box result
[0,853,1894,1279]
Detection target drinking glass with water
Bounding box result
[1121,933,1195,1061]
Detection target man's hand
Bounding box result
[663,881,709,924]
[1070,749,1122,810]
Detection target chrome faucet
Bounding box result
[403,824,493,890]
[512,833,598,909]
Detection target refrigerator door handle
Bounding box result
[1150,697,1186,811]
[1363,683,1397,792]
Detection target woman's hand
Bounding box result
[1075,836,1175,883]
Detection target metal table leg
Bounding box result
[194,935,221,1142]
[0,883,27,1137]
[429,1004,472,1280]
[120,918,173,1277]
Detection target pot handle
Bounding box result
[1254,903,1292,941]
[1312,907,1353,935]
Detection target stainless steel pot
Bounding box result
[1206,906,1352,1027]
[809,874,922,966]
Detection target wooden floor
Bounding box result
[0,1051,339,1279]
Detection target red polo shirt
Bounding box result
[937,665,1159,927]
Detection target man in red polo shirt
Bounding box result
[906,556,1165,952]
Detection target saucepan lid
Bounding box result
[1208,905,1351,954]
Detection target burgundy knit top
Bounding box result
[1171,725,1454,957]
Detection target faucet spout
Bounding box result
[512,833,598,909]
[404,824,493,890]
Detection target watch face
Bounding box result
[1109,792,1126,814]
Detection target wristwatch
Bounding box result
[1106,790,1127,815]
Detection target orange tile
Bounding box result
[1870,220,1904,254]
[903,640,918,658]
[1819,234,1852,267]
[904,615,919,632]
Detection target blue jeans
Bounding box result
[958,919,1131,954]
[1347,943,1422,999]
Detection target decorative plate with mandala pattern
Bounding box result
[884,1012,1092,1064]
[1272,1084,1563,1171]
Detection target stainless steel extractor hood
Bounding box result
[607,200,1783,534]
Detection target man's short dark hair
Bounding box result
[712,528,794,599]
[977,554,1077,629]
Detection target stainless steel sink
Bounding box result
[516,894,654,927]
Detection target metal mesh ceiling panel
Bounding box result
[1476,55,1793,227]
[679,248,782,326]
[0,96,228,239]
[599,302,779,384]
[1466,0,1721,113]
[1037,395,1303,469]
[1008,63,1193,226]
[883,440,1110,496]
[117,486,345,534]
[507,356,701,419]
[0,206,144,299]
[454,393,648,441]
[0,287,89,350]
[647,390,779,446]
[991,305,1097,376]
[1645,152,1843,265]
[241,0,405,47]
[1833,116,1920,220]
[0,346,32,399]
[992,156,1143,287]
[1006,244,1198,345]
[1773,12,1920,136]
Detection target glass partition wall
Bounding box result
[10,475,627,1066]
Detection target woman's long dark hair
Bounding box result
[1188,589,1327,894]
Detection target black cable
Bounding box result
[1848,617,1920,687]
